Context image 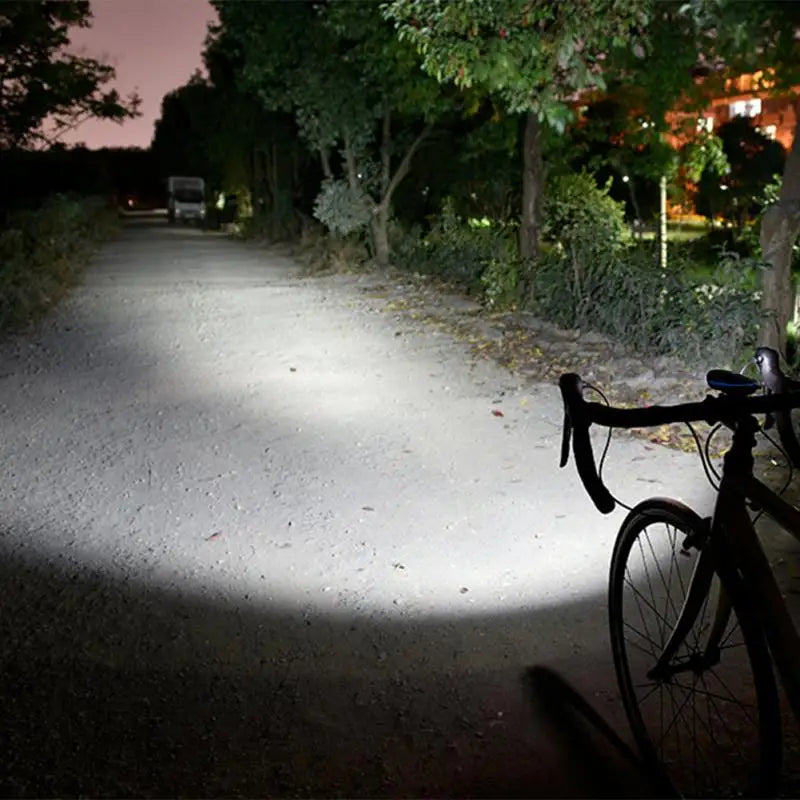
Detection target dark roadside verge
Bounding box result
[0,195,120,333]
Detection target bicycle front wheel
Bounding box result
[609,498,781,798]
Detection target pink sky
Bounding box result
[62,0,218,150]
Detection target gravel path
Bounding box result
[0,221,789,797]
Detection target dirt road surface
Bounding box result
[0,221,781,797]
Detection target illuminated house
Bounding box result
[657,71,797,217]
[666,71,798,150]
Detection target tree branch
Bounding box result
[379,122,433,210]
[320,147,332,179]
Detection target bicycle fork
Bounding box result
[647,518,726,681]
[647,421,759,682]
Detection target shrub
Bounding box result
[533,241,761,366]
[394,198,517,295]
[532,170,760,365]
[292,215,369,274]
[312,178,373,236]
[480,253,520,310]
[238,209,302,242]
[534,172,631,329]
[0,194,119,331]
[542,171,631,254]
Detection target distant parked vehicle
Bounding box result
[166,176,206,224]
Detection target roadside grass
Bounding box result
[0,195,120,332]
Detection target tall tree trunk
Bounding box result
[520,111,544,300]
[371,206,391,270]
[342,130,359,191]
[759,108,800,356]
[370,111,393,269]
[263,143,278,214]
[248,146,257,216]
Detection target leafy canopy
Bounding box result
[209,0,450,158]
[383,0,649,130]
[608,1,800,130]
[0,1,139,149]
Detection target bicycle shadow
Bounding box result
[522,666,676,799]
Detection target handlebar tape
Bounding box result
[559,374,616,514]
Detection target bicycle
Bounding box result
[558,347,800,798]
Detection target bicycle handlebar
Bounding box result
[559,374,617,513]
[559,354,800,514]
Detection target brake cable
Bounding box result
[584,382,634,513]
[584,372,795,517]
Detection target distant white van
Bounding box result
[167,176,205,224]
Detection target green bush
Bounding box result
[480,253,520,310]
[312,178,373,236]
[736,174,800,274]
[532,170,760,365]
[0,194,119,331]
[542,171,631,254]
[394,198,517,295]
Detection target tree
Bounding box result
[384,0,648,297]
[707,4,800,355]
[617,0,800,353]
[695,116,785,228]
[151,65,313,233]
[151,75,216,182]
[0,1,139,149]
[556,98,667,225]
[209,0,454,266]
[205,31,317,230]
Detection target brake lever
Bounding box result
[559,405,572,468]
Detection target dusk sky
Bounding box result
[62,0,218,150]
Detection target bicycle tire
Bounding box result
[608,498,781,798]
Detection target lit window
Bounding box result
[746,98,762,116]
[696,116,714,132]
[729,98,762,118]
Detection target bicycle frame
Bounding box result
[652,413,800,721]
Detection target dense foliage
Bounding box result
[0,195,120,330]
[208,0,457,265]
[534,247,760,368]
[5,0,796,363]
[394,198,516,294]
[695,117,786,228]
[0,1,139,149]
[385,0,650,270]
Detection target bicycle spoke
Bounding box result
[609,501,778,798]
